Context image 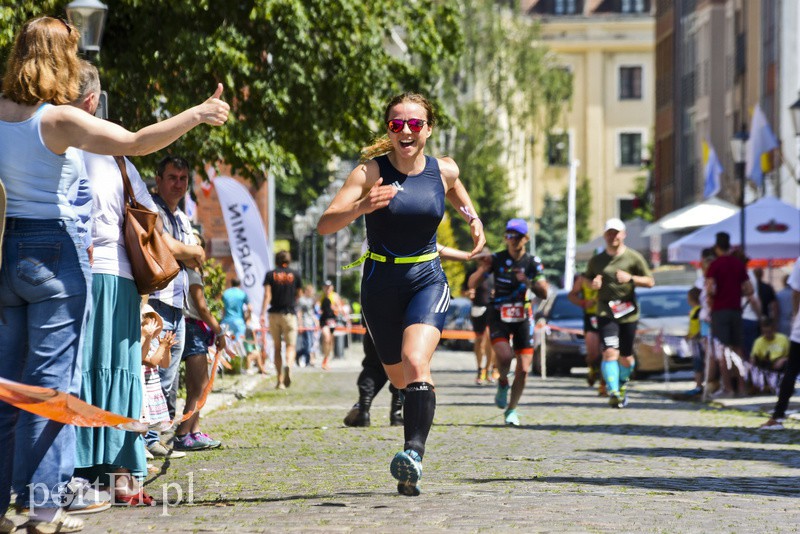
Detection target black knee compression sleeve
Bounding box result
[356,335,389,411]
[402,382,436,459]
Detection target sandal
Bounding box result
[114,490,156,506]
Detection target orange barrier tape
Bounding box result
[0,377,148,432]
[0,340,224,433]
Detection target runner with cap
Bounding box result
[584,218,654,408]
[472,218,548,426]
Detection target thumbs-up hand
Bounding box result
[198,83,230,126]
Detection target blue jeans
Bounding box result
[145,299,185,445]
[0,219,90,513]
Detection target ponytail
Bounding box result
[359,135,393,163]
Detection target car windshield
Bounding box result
[637,289,691,318]
[548,294,583,321]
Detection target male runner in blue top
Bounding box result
[318,92,484,496]
[471,218,548,426]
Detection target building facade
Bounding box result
[521,0,656,236]
[654,0,793,221]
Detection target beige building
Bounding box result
[520,0,655,236]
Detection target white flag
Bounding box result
[214,177,273,317]
[745,104,779,187]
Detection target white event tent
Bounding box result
[667,196,800,262]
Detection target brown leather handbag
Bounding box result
[116,156,180,294]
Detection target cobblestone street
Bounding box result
[72,346,800,533]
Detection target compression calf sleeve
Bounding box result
[356,364,388,412]
[619,361,635,384]
[601,360,620,393]
[402,382,436,459]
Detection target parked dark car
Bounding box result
[534,285,694,376]
[533,290,586,376]
[440,297,474,351]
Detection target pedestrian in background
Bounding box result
[760,258,800,430]
[0,16,228,532]
[471,218,548,426]
[221,278,251,344]
[318,91,484,496]
[318,280,342,371]
[754,267,778,326]
[568,273,604,396]
[584,218,654,409]
[705,232,753,398]
[174,231,226,451]
[777,274,794,337]
[145,156,206,457]
[261,250,303,389]
[467,250,496,386]
[296,284,320,367]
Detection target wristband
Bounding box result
[459,206,480,223]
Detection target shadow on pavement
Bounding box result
[588,446,800,469]
[436,422,794,443]
[460,475,800,497]
[183,491,387,507]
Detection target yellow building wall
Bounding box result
[527,18,655,237]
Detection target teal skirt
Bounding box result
[75,274,146,479]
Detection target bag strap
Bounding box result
[114,156,139,209]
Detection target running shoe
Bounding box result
[620,383,629,407]
[504,408,520,426]
[759,419,785,430]
[173,433,211,451]
[608,391,623,409]
[597,382,608,397]
[191,432,222,449]
[586,366,597,387]
[390,450,422,496]
[344,404,371,427]
[494,384,510,409]
[64,477,111,515]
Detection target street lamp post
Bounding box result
[306,205,322,289]
[65,0,108,54]
[729,128,749,255]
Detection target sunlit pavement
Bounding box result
[77,345,800,533]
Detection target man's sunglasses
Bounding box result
[387,118,427,133]
[505,233,523,240]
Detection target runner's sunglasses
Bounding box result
[387,118,427,133]
[504,232,524,240]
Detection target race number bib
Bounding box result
[609,300,635,319]
[500,303,525,323]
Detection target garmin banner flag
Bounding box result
[214,176,272,316]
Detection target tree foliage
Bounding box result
[0,0,462,237]
[536,192,567,287]
[437,213,466,297]
[450,102,516,251]
[439,0,573,254]
[202,258,227,321]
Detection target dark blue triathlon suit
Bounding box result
[487,250,545,354]
[361,155,450,365]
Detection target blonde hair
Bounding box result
[2,17,81,105]
[359,92,436,163]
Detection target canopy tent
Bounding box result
[575,217,649,262]
[641,197,738,237]
[667,196,800,262]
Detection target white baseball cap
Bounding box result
[604,218,626,232]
